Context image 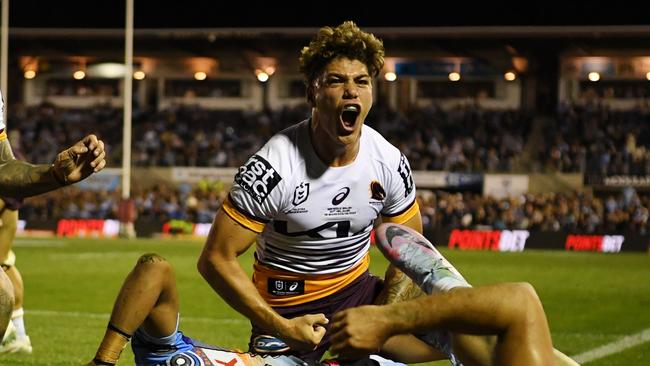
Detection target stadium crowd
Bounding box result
[8,100,650,235]
[9,101,650,175]
[543,101,650,175]
[8,103,533,172]
[18,182,650,235]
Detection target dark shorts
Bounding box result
[0,197,23,212]
[249,270,384,361]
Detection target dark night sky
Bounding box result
[8,1,650,28]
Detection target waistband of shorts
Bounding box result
[253,253,370,307]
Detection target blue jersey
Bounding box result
[132,327,308,366]
[130,325,411,366]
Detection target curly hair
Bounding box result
[299,21,385,104]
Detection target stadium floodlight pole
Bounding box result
[122,0,133,200]
[1,0,8,124]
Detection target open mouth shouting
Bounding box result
[340,104,361,133]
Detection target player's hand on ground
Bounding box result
[330,305,394,358]
[52,134,106,185]
[280,313,328,351]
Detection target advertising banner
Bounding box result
[443,229,647,252]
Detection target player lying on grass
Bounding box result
[82,223,578,366]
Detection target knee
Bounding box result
[510,282,541,304]
[0,211,18,232]
[508,282,545,319]
[0,270,14,316]
[135,253,172,274]
[1,250,16,270]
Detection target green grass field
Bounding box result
[2,237,649,366]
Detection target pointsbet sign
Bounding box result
[447,229,630,253]
[565,235,624,253]
[448,229,530,252]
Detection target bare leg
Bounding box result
[0,207,32,354]
[0,269,13,339]
[0,209,24,310]
[4,267,22,312]
[0,209,22,312]
[372,223,576,366]
[374,265,426,305]
[377,263,496,365]
[88,253,179,365]
[375,265,449,362]
[331,282,555,366]
[452,283,554,366]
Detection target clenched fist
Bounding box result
[51,134,106,185]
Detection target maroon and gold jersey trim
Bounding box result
[253,253,370,307]
[222,195,267,233]
[381,200,419,224]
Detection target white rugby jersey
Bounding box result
[222,119,418,305]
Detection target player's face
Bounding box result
[312,57,373,147]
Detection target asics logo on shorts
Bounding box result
[268,278,304,296]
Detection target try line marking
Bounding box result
[28,309,247,325]
[23,310,650,363]
[572,328,650,364]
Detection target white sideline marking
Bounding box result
[48,252,129,260]
[13,239,66,247]
[28,309,247,325]
[572,328,650,364]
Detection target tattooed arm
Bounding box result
[376,211,425,305]
[0,134,106,198]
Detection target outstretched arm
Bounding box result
[0,134,106,198]
[331,282,555,366]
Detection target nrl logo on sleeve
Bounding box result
[292,182,310,206]
[235,155,282,204]
[398,154,414,197]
